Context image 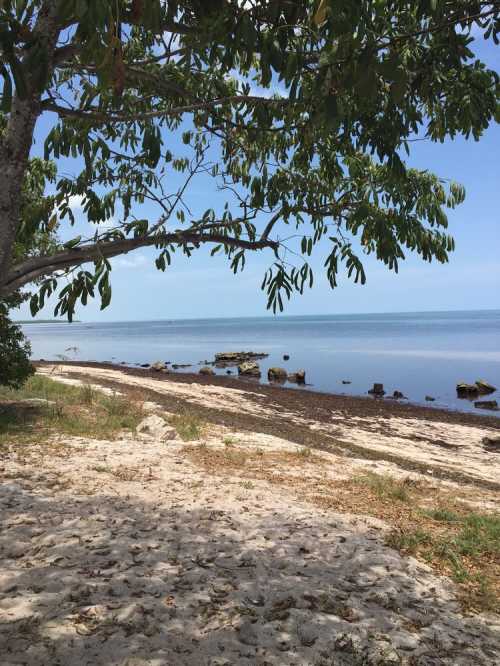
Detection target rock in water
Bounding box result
[268,367,287,382]
[199,366,215,376]
[475,379,497,395]
[393,390,405,399]
[238,361,261,377]
[215,351,268,367]
[456,382,479,398]
[136,415,177,441]
[368,383,385,396]
[151,361,166,371]
[474,400,499,411]
[425,395,435,402]
[288,370,306,384]
[283,354,290,361]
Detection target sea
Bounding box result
[20,310,500,416]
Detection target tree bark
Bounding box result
[0,3,61,283]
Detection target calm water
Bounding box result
[21,310,500,415]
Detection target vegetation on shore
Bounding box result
[0,374,142,445]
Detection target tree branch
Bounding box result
[41,95,290,123]
[2,230,278,296]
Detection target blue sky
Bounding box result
[17,32,500,322]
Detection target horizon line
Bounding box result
[16,307,500,325]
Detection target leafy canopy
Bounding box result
[0,1,498,318]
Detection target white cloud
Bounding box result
[67,194,85,212]
[113,253,149,270]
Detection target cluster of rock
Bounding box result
[456,379,496,398]
[236,362,306,384]
[456,379,498,410]
[268,367,306,384]
[214,351,269,368]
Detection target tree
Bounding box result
[0,133,57,386]
[0,1,498,318]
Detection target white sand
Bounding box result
[1,367,499,664]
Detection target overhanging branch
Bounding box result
[2,230,278,295]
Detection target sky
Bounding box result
[16,30,500,322]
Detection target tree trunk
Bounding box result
[0,3,60,286]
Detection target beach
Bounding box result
[1,362,499,665]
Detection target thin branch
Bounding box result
[41,95,291,123]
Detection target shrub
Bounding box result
[0,308,34,389]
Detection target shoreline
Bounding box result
[34,360,500,428]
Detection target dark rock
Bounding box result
[226,370,232,374]
[238,361,261,377]
[456,382,479,398]
[475,379,497,395]
[483,436,500,452]
[425,395,435,402]
[268,367,287,382]
[199,366,215,376]
[283,354,290,361]
[393,390,406,399]
[342,380,352,385]
[215,351,268,367]
[172,364,191,369]
[474,400,498,411]
[237,620,258,646]
[287,370,306,384]
[368,383,385,396]
[140,363,150,368]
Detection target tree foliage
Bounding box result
[0,1,498,317]
[0,297,34,388]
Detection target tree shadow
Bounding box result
[0,481,499,665]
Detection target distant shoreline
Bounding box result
[15,320,80,324]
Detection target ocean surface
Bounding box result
[21,310,500,416]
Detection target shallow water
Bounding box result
[21,310,500,415]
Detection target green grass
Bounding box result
[168,412,204,441]
[387,509,500,612]
[352,471,414,502]
[387,528,432,552]
[422,507,460,523]
[453,513,500,559]
[0,374,142,445]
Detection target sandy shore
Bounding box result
[37,362,500,489]
[1,364,499,665]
